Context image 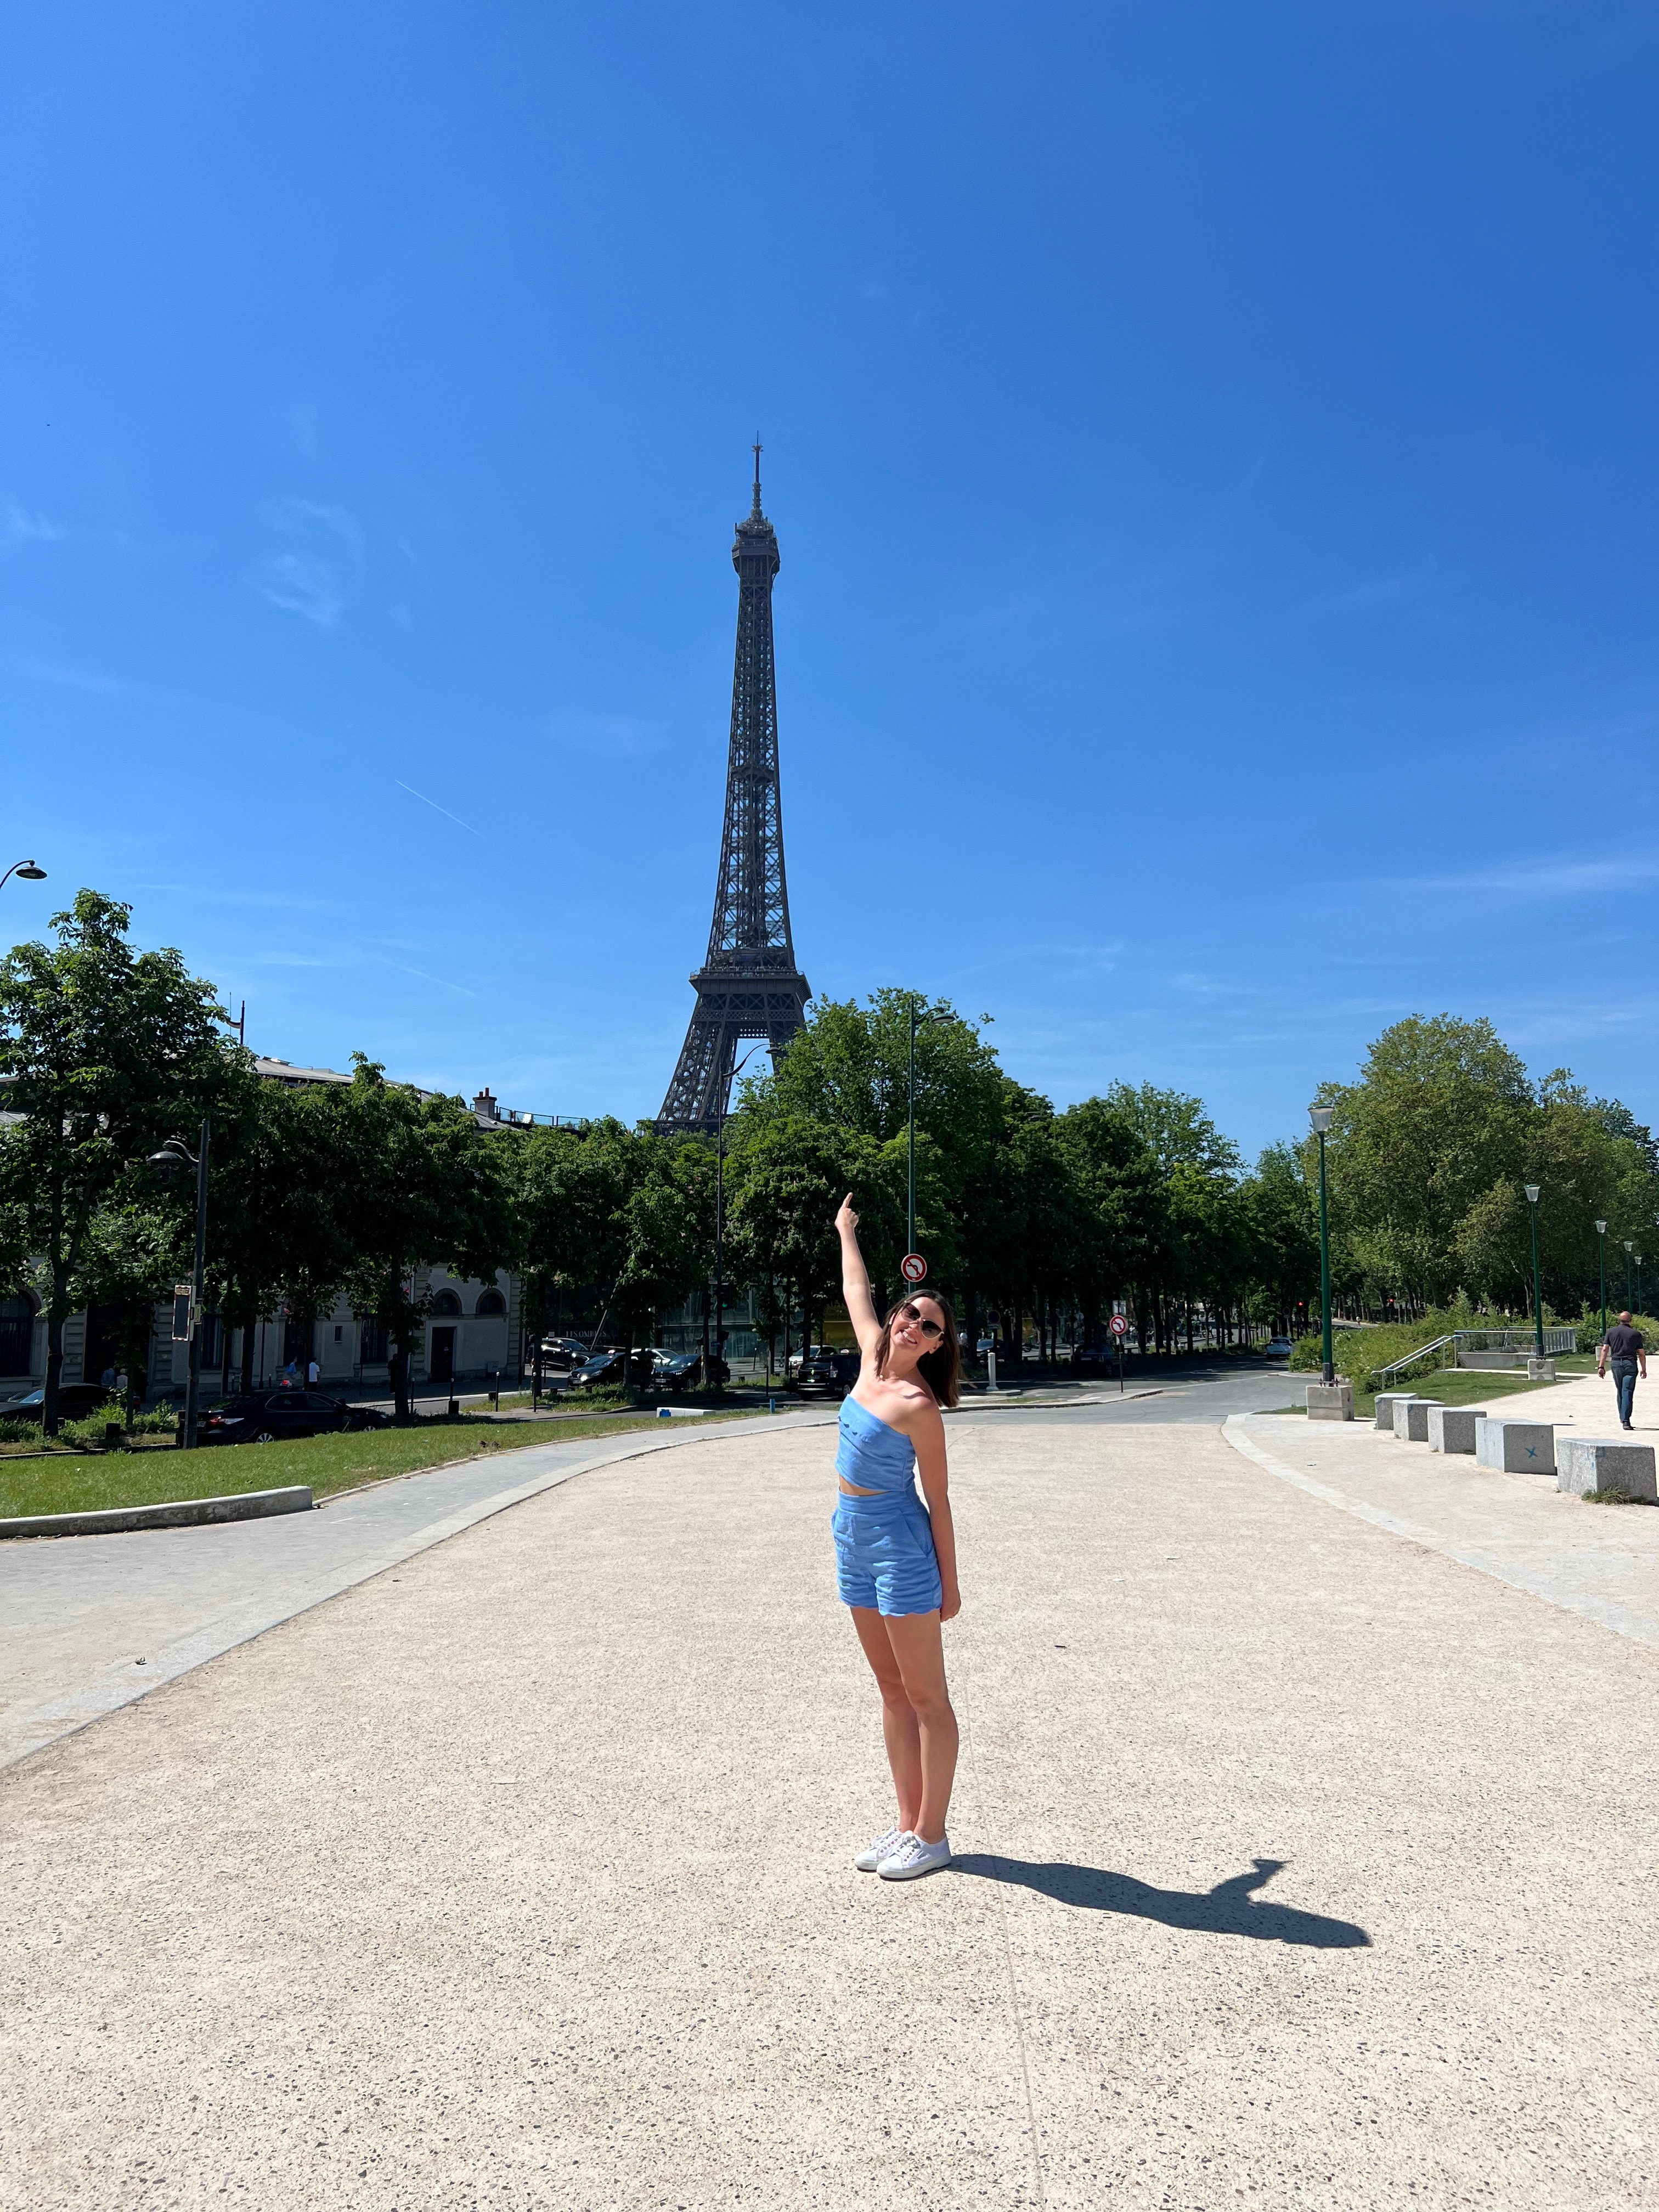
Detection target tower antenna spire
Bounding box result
[656,457,809,1133]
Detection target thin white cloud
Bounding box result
[1300,560,1438,618]
[256,553,343,629]
[261,496,363,556]
[1370,855,1659,899]
[263,398,325,459]
[1,497,137,551]
[547,712,663,758]
[10,653,123,693]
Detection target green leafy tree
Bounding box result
[0,891,236,1431]
[333,1060,516,1418]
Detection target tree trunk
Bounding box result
[43,1279,69,1438]
[241,1311,257,1395]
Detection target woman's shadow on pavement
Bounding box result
[949,1854,1369,1949]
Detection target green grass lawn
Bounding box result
[0,1406,763,1521]
[1271,1352,1599,1419]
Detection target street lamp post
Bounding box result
[148,1119,212,1449]
[1523,1184,1544,1359]
[1595,1220,1608,1342]
[1625,1240,1635,1311]
[713,1042,765,1392]
[1639,1252,1646,1316]
[1308,1105,1336,1385]
[906,1000,958,1260]
[0,860,47,890]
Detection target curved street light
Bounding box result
[1308,1105,1336,1385]
[1595,1220,1609,1342]
[713,1040,767,1391]
[1523,1184,1544,1360]
[1625,1239,1635,1312]
[148,1121,212,1449]
[0,860,46,890]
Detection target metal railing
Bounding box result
[1371,1325,1578,1385]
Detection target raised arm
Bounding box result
[835,1194,883,1355]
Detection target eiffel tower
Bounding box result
[656,447,810,1133]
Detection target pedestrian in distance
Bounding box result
[1598,1310,1647,1431]
[832,1193,961,1881]
[307,1357,320,1387]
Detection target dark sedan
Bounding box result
[0,1383,121,1423]
[651,1349,730,1393]
[200,1391,391,1445]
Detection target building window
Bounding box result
[200,1312,224,1370]
[431,1290,462,1317]
[476,1289,506,1317]
[0,1294,36,1375]
[360,1319,389,1363]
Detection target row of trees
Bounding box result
[4,896,1655,1432]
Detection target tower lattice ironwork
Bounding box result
[656,448,810,1133]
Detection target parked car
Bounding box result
[1263,1336,1296,1357]
[0,1382,122,1423]
[569,1346,659,1390]
[1069,1344,1119,1375]
[199,1392,392,1445]
[651,1350,713,1393]
[535,1337,590,1373]
[793,1346,859,1393]
[787,1343,838,1380]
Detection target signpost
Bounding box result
[900,1253,927,1285]
[1109,1309,1128,1393]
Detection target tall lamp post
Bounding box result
[1523,1183,1544,1359]
[148,1119,212,1449]
[1625,1240,1635,1311]
[1639,1252,1646,1317]
[1595,1220,1608,1342]
[906,1000,957,1259]
[1308,1104,1336,1386]
[712,1041,765,1391]
[0,859,47,890]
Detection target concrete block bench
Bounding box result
[1374,1391,1424,1433]
[1474,1417,1556,1477]
[1426,1404,1486,1454]
[1556,1436,1658,1503]
[1392,1397,1436,1442]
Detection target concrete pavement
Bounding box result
[8,1401,1659,2208]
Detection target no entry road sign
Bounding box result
[1109,1313,1129,1337]
[900,1253,928,1284]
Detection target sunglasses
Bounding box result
[899,1302,944,1340]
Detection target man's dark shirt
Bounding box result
[1605,1324,1645,1362]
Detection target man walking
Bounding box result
[1598,1310,1647,1431]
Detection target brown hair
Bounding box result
[874,1288,961,1408]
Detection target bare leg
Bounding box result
[882,1612,958,1843]
[851,1606,923,1833]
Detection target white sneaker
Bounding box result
[878,1831,952,1881]
[854,1825,906,1873]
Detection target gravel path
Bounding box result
[5,1414,1659,2209]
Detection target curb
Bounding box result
[0,1486,314,1542]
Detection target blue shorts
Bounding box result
[832,1487,942,1617]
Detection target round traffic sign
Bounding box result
[900,1252,928,1284]
[1108,1313,1129,1337]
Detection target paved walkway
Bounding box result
[7,1410,1659,2209]
[1231,1365,1659,1649]
[0,1410,847,1773]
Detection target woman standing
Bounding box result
[831,1194,961,1880]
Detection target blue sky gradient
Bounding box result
[3,2,1654,1154]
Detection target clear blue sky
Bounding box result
[4,3,1654,1158]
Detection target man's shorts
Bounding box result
[831,1487,943,1617]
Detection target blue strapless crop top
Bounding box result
[835,1394,917,1493]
